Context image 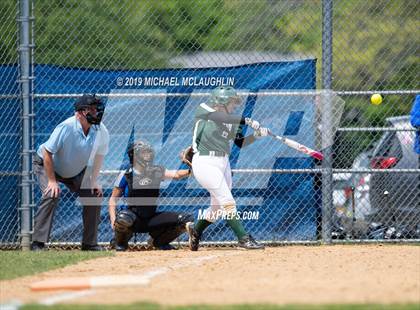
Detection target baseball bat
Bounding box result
[268,130,324,161]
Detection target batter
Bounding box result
[186,86,268,250]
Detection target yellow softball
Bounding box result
[371,94,383,105]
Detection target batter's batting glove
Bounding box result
[253,127,269,138]
[245,118,260,131]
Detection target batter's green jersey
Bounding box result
[192,103,242,154]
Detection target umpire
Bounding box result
[31,94,109,251]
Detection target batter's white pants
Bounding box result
[192,154,236,222]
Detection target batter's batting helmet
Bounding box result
[209,86,241,106]
[127,140,155,167]
[74,94,105,125]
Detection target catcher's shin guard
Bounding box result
[114,209,136,232]
[114,210,136,251]
[150,213,193,247]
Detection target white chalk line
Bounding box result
[0,299,23,310]
[38,290,96,306]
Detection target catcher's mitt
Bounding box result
[179,145,194,167]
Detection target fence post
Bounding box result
[321,0,333,244]
[18,0,33,250]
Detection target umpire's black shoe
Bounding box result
[238,235,264,250]
[186,222,200,251]
[81,244,106,251]
[31,241,46,251]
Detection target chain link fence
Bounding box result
[0,0,21,248]
[0,0,418,249]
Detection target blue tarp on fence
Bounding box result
[0,65,20,243]
[0,59,319,243]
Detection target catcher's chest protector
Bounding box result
[125,166,164,202]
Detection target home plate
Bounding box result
[30,269,167,291]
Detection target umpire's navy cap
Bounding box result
[74,94,102,111]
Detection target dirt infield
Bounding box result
[1,245,419,306]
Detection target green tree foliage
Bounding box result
[31,0,223,69]
[0,0,18,64]
[1,0,417,88]
[0,0,417,133]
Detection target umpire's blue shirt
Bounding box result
[37,116,109,178]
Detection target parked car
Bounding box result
[332,151,371,239]
[333,116,419,239]
[367,116,419,237]
[350,150,372,221]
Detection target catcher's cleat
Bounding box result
[109,238,116,249]
[147,237,177,250]
[238,235,264,250]
[81,244,106,251]
[156,244,177,251]
[186,222,200,251]
[115,243,128,252]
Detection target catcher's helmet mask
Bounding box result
[128,140,155,167]
[74,94,105,125]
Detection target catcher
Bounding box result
[109,140,193,251]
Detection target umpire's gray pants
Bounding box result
[32,155,101,245]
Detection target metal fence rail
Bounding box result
[0,0,418,249]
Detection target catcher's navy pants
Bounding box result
[32,154,101,246]
[133,211,191,246]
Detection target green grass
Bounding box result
[0,250,113,280]
[18,303,420,310]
